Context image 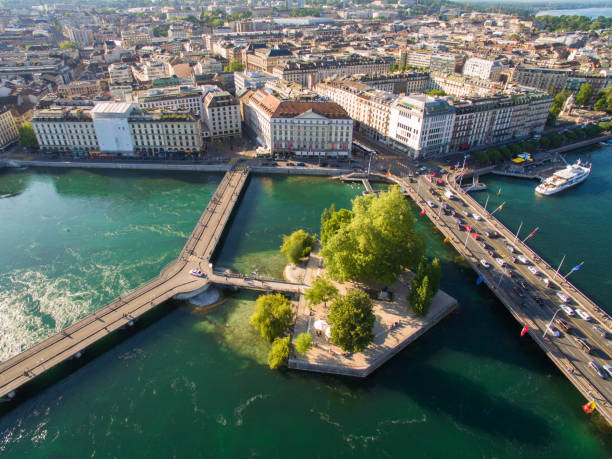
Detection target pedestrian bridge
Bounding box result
[0,167,305,400]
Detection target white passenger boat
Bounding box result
[535,160,591,196]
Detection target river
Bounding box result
[0,166,610,457]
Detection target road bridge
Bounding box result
[0,167,306,401]
[376,169,612,425]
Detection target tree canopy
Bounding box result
[59,41,78,49]
[594,87,612,113]
[574,83,594,107]
[328,290,375,353]
[409,257,441,317]
[294,332,313,354]
[18,122,38,148]
[267,337,290,370]
[250,293,294,342]
[280,229,315,264]
[321,186,425,285]
[548,90,571,124]
[305,277,338,307]
[223,59,244,73]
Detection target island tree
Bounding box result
[280,229,315,264]
[305,277,338,307]
[321,186,425,285]
[294,332,313,354]
[267,337,290,370]
[18,122,38,148]
[250,293,294,342]
[409,257,442,317]
[328,290,375,353]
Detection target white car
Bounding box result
[472,213,482,221]
[506,245,516,253]
[528,266,539,276]
[546,326,560,337]
[495,258,506,267]
[557,292,570,303]
[518,255,529,264]
[427,200,436,208]
[603,364,612,378]
[560,304,575,316]
[480,259,490,269]
[575,308,591,321]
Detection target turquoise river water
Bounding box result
[0,154,611,457]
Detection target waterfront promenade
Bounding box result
[0,167,305,400]
[379,168,612,425]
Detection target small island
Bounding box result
[248,186,457,376]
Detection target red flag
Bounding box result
[520,325,528,336]
[438,178,444,184]
[582,401,596,414]
[464,225,471,232]
[420,209,426,216]
[386,170,391,178]
[433,172,437,177]
[471,233,478,240]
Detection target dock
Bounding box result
[0,167,306,400]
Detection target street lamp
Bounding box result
[543,308,563,338]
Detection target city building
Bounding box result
[246,48,294,73]
[131,61,171,83]
[388,95,455,159]
[136,86,204,116]
[315,79,396,142]
[0,107,19,150]
[462,58,502,82]
[57,80,100,98]
[353,73,429,94]
[428,72,505,98]
[32,101,202,156]
[510,66,570,93]
[430,54,464,74]
[121,28,152,47]
[109,64,133,85]
[243,89,353,157]
[234,71,278,94]
[202,90,241,139]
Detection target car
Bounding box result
[603,364,612,378]
[528,266,540,276]
[472,213,482,221]
[451,210,457,217]
[510,256,517,264]
[189,269,207,278]
[557,292,570,303]
[575,308,591,321]
[427,200,436,208]
[513,285,523,297]
[509,270,517,278]
[495,258,506,267]
[554,317,572,333]
[560,304,575,316]
[491,231,500,238]
[518,255,529,264]
[480,259,490,269]
[296,162,306,167]
[546,326,560,337]
[519,280,529,290]
[506,245,516,253]
[589,361,607,379]
[593,325,609,339]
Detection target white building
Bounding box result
[0,107,19,150]
[244,89,353,157]
[388,95,455,159]
[234,71,277,94]
[462,58,502,82]
[121,28,152,47]
[91,102,136,154]
[131,61,171,83]
[108,64,133,85]
[137,87,204,116]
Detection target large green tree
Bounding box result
[411,276,433,317]
[294,332,313,354]
[280,229,315,264]
[328,290,375,353]
[250,293,294,342]
[574,83,594,107]
[321,208,353,245]
[305,277,338,307]
[267,337,290,370]
[321,186,425,285]
[409,257,441,317]
[18,122,38,148]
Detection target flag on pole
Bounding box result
[497,188,502,196]
[520,325,529,336]
[471,233,479,240]
[443,236,450,243]
[570,262,584,273]
[495,202,504,212]
[420,209,426,216]
[522,227,539,243]
[582,401,596,414]
[464,225,472,232]
[386,170,391,178]
[476,275,484,285]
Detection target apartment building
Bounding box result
[510,66,570,93]
[131,61,171,83]
[234,71,277,94]
[63,26,94,46]
[462,58,502,82]
[246,48,294,73]
[315,79,396,142]
[354,72,429,94]
[428,72,504,98]
[32,101,202,156]
[202,90,241,139]
[137,87,204,116]
[388,95,455,159]
[121,28,152,47]
[108,64,133,84]
[273,56,394,88]
[430,54,464,74]
[244,89,353,157]
[57,80,100,98]
[449,92,552,151]
[0,107,19,150]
